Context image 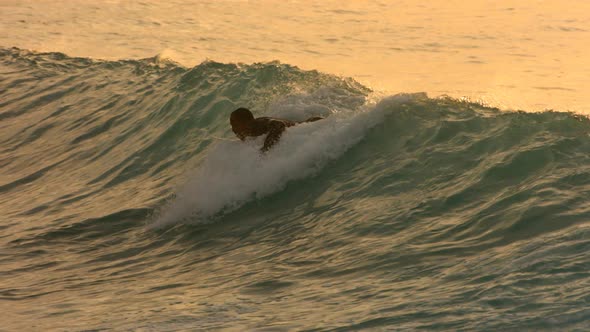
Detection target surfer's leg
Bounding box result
[304,116,324,123]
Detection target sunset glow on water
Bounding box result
[2,1,590,330]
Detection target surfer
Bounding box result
[230,107,323,152]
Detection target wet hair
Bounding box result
[230,108,254,125]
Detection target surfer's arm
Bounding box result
[261,122,286,152]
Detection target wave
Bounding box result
[4,47,590,234]
[3,48,590,330]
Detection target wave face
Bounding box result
[2,48,590,330]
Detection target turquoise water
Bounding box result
[2,48,590,330]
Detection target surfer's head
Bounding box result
[230,108,255,140]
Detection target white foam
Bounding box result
[152,94,419,227]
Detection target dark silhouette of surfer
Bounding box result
[230,108,323,152]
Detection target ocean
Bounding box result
[2,1,590,331]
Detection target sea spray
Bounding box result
[153,94,423,227]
